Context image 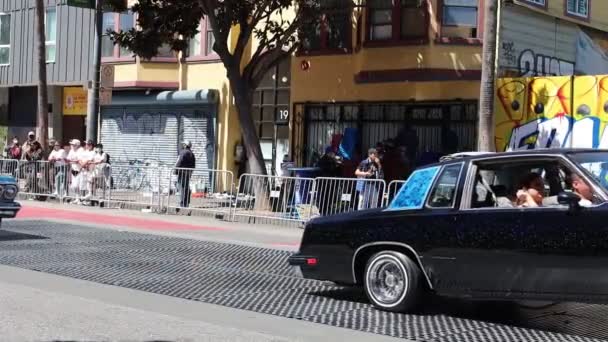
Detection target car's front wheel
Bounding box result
[364,251,423,313]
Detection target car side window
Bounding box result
[428,164,463,208]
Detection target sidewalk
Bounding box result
[14,201,303,251]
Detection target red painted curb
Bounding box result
[16,205,226,232]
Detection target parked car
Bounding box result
[0,175,20,225]
[289,149,608,313]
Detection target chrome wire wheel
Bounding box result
[366,254,408,308]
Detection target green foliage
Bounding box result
[106,0,322,88]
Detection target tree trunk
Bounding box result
[477,0,499,152]
[229,72,271,211]
[230,75,267,176]
[35,0,49,150]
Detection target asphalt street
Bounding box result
[1,204,607,342]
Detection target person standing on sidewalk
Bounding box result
[48,141,67,197]
[355,148,384,210]
[175,141,195,208]
[67,139,84,201]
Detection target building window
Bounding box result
[45,8,57,63]
[301,0,351,52]
[102,11,134,59]
[441,0,478,39]
[566,0,589,18]
[0,14,10,65]
[367,0,427,43]
[188,19,218,59]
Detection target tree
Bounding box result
[477,0,499,152]
[35,0,49,149]
[106,0,319,175]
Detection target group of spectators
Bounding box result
[2,131,110,204]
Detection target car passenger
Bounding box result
[516,172,545,207]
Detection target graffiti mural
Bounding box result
[495,75,608,152]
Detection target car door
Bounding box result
[429,156,608,300]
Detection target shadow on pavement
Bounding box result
[311,286,608,341]
[0,230,48,242]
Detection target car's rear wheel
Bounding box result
[364,251,422,313]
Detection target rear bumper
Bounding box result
[288,254,316,279]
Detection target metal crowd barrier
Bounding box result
[233,173,317,226]
[312,177,386,217]
[166,167,234,218]
[384,180,406,206]
[105,163,163,211]
[0,157,413,228]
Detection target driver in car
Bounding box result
[569,173,594,207]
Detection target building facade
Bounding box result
[0,0,97,144]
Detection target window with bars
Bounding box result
[301,0,351,52]
[367,0,427,43]
[0,14,10,65]
[566,0,589,18]
[441,0,478,39]
[45,8,57,63]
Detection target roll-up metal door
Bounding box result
[179,109,216,170]
[100,107,180,167]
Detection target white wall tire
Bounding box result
[364,251,422,313]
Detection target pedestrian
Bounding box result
[355,148,384,210]
[21,131,37,160]
[5,137,21,160]
[77,140,96,204]
[67,139,84,201]
[175,140,195,209]
[3,137,21,176]
[84,143,110,202]
[48,141,67,197]
[24,140,43,195]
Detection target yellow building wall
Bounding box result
[137,62,179,83]
[495,75,608,152]
[113,64,138,83]
[185,62,241,175]
[291,54,481,103]
[515,0,608,32]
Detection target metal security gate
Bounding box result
[302,101,478,166]
[100,90,218,170]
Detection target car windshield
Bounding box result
[569,152,608,193]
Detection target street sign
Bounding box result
[100,65,115,89]
[67,0,95,9]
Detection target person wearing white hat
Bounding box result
[67,139,85,203]
[21,131,37,161]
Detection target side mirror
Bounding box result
[558,191,581,209]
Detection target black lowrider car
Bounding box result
[289,149,608,312]
[0,175,20,224]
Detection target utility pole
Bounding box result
[86,0,103,142]
[477,0,500,152]
[35,0,49,149]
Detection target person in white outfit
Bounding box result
[84,143,110,202]
[67,139,84,202]
[48,141,67,197]
[77,140,96,204]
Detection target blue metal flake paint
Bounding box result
[386,166,440,211]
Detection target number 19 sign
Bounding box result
[277,108,289,123]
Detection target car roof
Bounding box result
[425,148,608,168]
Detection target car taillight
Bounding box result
[306,258,318,266]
